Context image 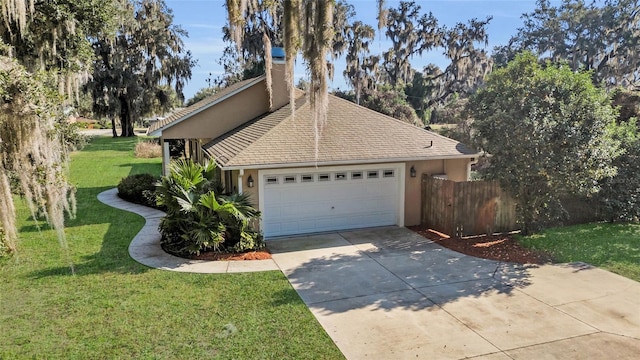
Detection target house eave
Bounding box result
[215,153,480,171]
[147,76,266,137]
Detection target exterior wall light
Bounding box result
[247,174,254,188]
[410,166,416,178]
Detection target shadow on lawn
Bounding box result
[79,136,141,152]
[27,186,153,278]
[121,162,163,176]
[269,231,540,313]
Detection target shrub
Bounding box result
[135,140,162,158]
[117,173,159,208]
[157,159,263,256]
[56,120,87,151]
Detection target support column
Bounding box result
[163,140,170,176]
[237,169,244,194]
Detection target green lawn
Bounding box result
[0,137,343,359]
[518,223,640,281]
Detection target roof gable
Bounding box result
[147,75,266,136]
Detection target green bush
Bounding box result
[117,173,159,208]
[157,159,263,255]
[56,120,87,151]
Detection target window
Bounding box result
[383,170,395,178]
[301,174,314,182]
[266,176,278,185]
[335,172,347,180]
[367,170,379,179]
[318,174,330,181]
[351,171,362,180]
[284,175,296,183]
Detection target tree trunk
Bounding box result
[119,96,135,137]
[111,117,118,137]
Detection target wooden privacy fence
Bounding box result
[422,175,518,237]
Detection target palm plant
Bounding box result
[156,159,262,255]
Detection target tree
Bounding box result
[598,119,640,222]
[343,20,375,105]
[597,88,640,222]
[226,0,388,130]
[334,86,420,125]
[216,0,282,88]
[497,0,640,90]
[382,1,440,87]
[469,52,620,234]
[331,0,355,61]
[1,0,115,256]
[404,16,492,119]
[90,0,195,137]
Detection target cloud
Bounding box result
[184,37,227,55]
[185,23,223,30]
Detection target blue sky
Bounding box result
[165,0,554,100]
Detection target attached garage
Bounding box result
[149,54,478,239]
[259,164,405,237]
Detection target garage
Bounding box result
[259,164,405,237]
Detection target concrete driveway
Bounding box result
[268,226,640,359]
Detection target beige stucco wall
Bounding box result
[270,62,289,111]
[405,160,444,226]
[444,158,471,182]
[163,82,270,140]
[241,168,260,208]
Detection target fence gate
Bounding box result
[421,175,517,237]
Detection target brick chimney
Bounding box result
[269,47,289,111]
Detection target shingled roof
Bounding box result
[147,75,265,136]
[203,94,477,169]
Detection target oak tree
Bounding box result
[469,52,620,233]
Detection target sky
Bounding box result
[165,0,556,100]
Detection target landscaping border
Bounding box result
[97,188,279,273]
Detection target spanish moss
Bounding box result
[225,0,334,162]
[263,32,273,108]
[0,55,75,269]
[283,0,300,118]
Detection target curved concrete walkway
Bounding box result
[97,188,279,273]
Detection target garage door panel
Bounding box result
[262,166,402,237]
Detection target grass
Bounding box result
[0,136,343,359]
[518,222,640,281]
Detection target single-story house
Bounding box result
[148,50,479,238]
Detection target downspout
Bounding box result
[238,169,244,194]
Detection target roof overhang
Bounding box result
[214,153,481,171]
[147,76,266,137]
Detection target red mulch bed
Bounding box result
[184,250,272,261]
[161,243,272,261]
[408,225,553,264]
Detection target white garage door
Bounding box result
[260,164,404,237]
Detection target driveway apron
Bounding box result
[268,226,640,360]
